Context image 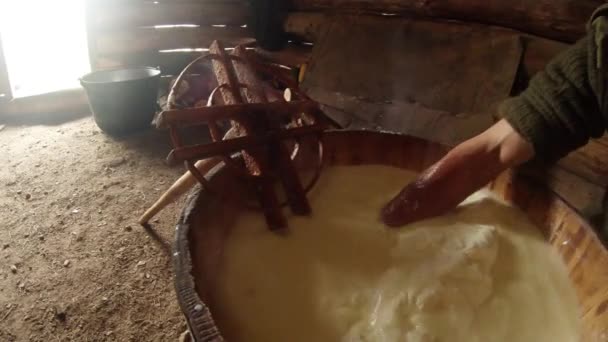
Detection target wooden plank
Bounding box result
[291,0,602,43]
[95,46,302,79]
[306,87,494,147]
[167,124,324,164]
[90,1,250,29]
[96,27,253,56]
[158,101,318,127]
[302,16,522,115]
[286,12,570,79]
[208,40,285,229]
[95,51,202,75]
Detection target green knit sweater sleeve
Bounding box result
[499,8,608,162]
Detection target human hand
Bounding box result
[380,119,534,227]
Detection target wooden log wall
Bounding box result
[85,0,254,77]
[281,5,608,222]
[283,12,569,87]
[0,33,11,103]
[290,0,605,43]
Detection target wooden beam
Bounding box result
[95,51,203,75]
[89,1,250,29]
[94,44,308,84]
[167,124,324,164]
[96,27,253,56]
[291,0,602,43]
[250,44,312,67]
[157,101,319,128]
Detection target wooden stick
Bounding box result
[138,157,222,225]
[167,124,324,165]
[157,100,319,128]
[233,46,311,215]
[139,126,239,225]
[210,40,286,229]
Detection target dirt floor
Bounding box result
[0,117,191,341]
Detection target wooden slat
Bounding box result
[90,1,250,29]
[95,51,202,75]
[291,0,602,43]
[251,44,313,67]
[167,124,324,164]
[96,27,253,56]
[158,101,319,127]
[207,40,286,229]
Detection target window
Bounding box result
[0,32,10,102]
[0,0,90,98]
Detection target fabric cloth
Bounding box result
[499,4,608,161]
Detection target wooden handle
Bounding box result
[138,157,222,225]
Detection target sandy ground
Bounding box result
[0,117,190,341]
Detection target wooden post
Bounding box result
[233,46,311,215]
[209,40,287,229]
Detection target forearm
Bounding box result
[381,120,533,226]
[382,6,608,227]
[500,22,607,161]
[424,121,530,197]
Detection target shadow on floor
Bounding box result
[112,124,213,161]
[1,110,92,126]
[142,223,172,257]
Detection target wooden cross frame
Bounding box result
[157,41,327,230]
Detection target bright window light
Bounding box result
[154,24,199,29]
[0,0,90,98]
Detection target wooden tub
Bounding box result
[173,130,608,341]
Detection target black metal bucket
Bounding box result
[80,67,161,136]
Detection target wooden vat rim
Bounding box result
[172,129,607,341]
